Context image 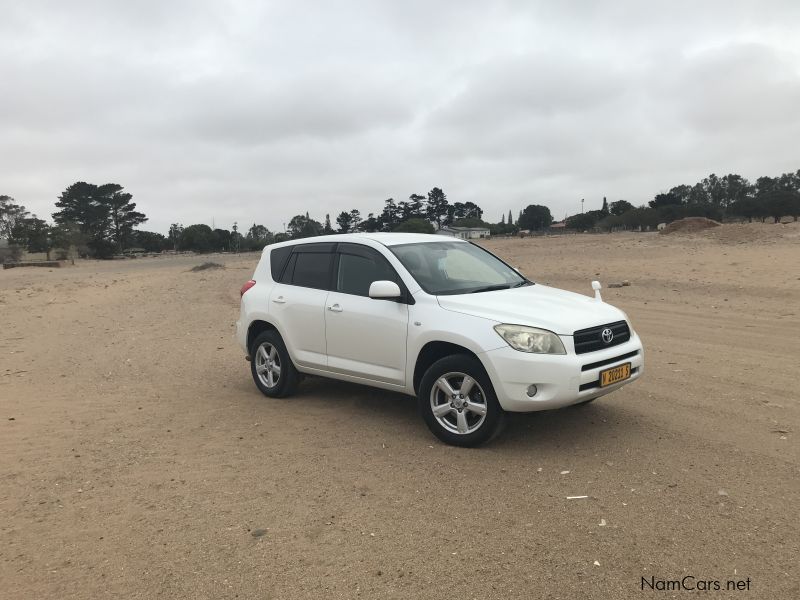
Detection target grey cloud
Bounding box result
[1,0,799,233]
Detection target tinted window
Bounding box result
[337,248,398,296]
[390,241,527,295]
[291,252,334,290]
[279,253,297,283]
[270,246,293,281]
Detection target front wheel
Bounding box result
[418,354,504,447]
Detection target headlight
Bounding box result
[494,324,566,354]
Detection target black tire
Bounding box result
[249,330,300,398]
[418,354,504,447]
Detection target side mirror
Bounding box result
[369,280,402,299]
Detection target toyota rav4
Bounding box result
[236,233,643,446]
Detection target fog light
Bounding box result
[526,384,538,397]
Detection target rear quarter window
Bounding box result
[270,246,293,281]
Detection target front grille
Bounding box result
[581,350,639,372]
[573,320,630,354]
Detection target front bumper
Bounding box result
[481,332,644,412]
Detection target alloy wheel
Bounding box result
[429,371,488,435]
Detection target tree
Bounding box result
[702,174,726,206]
[508,210,513,225]
[764,190,799,223]
[168,223,183,250]
[213,229,232,251]
[52,182,110,247]
[1,195,29,241]
[609,200,634,216]
[398,200,412,221]
[408,194,425,218]
[336,211,353,233]
[10,216,49,252]
[245,224,271,250]
[393,218,435,233]
[687,183,708,204]
[463,202,482,219]
[601,197,609,216]
[323,214,334,234]
[179,224,216,252]
[379,198,401,231]
[98,184,146,251]
[247,224,268,242]
[721,174,753,208]
[426,188,448,229]
[287,214,322,238]
[518,204,553,231]
[565,210,602,231]
[131,231,169,253]
[349,209,361,232]
[453,217,488,228]
[360,213,379,232]
[50,221,88,261]
[649,191,682,209]
[52,181,147,258]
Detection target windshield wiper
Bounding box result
[512,280,533,288]
[468,284,512,294]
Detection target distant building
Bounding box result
[550,221,567,229]
[435,226,490,240]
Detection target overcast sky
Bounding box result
[2,0,799,233]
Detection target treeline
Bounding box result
[565,170,800,231]
[1,182,147,260]
[1,184,494,257]
[165,188,490,253]
[3,170,799,260]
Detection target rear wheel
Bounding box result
[249,330,299,398]
[419,354,504,447]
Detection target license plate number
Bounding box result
[600,363,631,387]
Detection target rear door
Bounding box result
[324,243,409,385]
[268,243,335,369]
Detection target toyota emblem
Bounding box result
[601,328,614,343]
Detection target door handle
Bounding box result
[327,304,343,313]
[272,296,286,304]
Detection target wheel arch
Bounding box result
[247,319,279,354]
[413,341,483,395]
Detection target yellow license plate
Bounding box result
[600,363,631,387]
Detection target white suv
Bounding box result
[236,233,643,446]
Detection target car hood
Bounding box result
[436,284,627,335]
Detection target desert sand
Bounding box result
[2,222,799,599]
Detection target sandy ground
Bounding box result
[1,222,799,599]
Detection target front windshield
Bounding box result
[390,241,530,295]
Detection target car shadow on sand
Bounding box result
[286,375,635,451]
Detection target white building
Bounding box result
[435,226,491,240]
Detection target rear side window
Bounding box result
[270,246,293,281]
[337,246,399,296]
[290,252,334,290]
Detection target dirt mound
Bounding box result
[660,217,721,235]
[190,261,225,272]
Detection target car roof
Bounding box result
[267,232,466,250]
